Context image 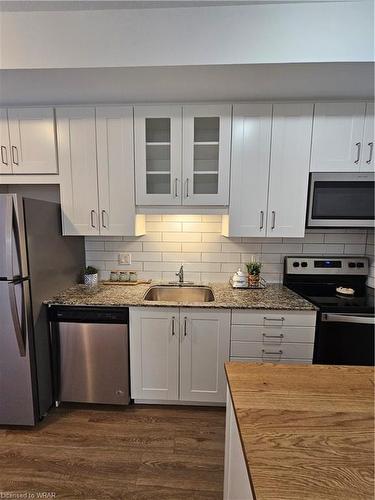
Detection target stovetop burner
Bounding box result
[283,256,374,314]
[296,290,374,313]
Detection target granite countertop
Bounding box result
[45,282,316,310]
[225,362,374,500]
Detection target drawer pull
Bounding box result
[262,333,284,339]
[262,349,283,355]
[264,316,285,322]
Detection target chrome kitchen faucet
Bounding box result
[176,264,184,284]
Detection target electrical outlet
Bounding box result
[118,253,131,265]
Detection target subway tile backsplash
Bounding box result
[85,215,374,286]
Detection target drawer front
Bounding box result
[231,325,315,344]
[230,356,312,365]
[231,341,314,360]
[232,310,316,327]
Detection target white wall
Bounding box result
[1,2,373,70]
[85,214,370,284]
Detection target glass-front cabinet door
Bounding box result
[182,104,231,205]
[135,105,182,205]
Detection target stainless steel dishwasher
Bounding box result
[49,306,130,405]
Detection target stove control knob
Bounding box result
[293,262,300,267]
[357,262,364,268]
[348,262,356,268]
[301,262,308,268]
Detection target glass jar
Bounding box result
[110,271,119,282]
[129,271,137,282]
[119,271,130,282]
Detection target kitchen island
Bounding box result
[224,362,374,500]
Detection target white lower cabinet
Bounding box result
[180,308,231,403]
[129,307,230,404]
[129,308,179,400]
[230,310,316,364]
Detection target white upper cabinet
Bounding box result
[134,105,182,205]
[0,109,11,174]
[96,106,139,236]
[1,107,58,175]
[310,102,367,172]
[57,106,143,237]
[226,103,272,237]
[361,102,374,171]
[57,107,99,235]
[225,102,313,238]
[179,308,230,403]
[134,104,231,206]
[267,103,313,238]
[182,104,231,206]
[129,307,179,401]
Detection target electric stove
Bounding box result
[284,256,374,366]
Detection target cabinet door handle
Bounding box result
[171,316,176,336]
[174,178,179,198]
[185,178,190,198]
[184,316,188,336]
[271,211,276,230]
[260,211,264,230]
[262,333,284,339]
[1,146,8,165]
[354,142,361,164]
[262,349,283,355]
[101,210,107,228]
[90,210,96,228]
[264,316,285,322]
[367,142,373,164]
[11,146,19,165]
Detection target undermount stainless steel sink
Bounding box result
[144,285,215,303]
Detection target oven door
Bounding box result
[307,173,374,228]
[314,313,375,366]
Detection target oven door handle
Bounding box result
[322,313,375,325]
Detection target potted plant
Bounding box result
[84,266,99,287]
[245,260,262,286]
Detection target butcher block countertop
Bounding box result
[225,362,374,500]
[45,282,316,310]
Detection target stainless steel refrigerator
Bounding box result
[0,194,85,426]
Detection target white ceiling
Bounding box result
[0,0,363,11]
[0,62,373,106]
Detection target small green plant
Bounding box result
[84,266,98,275]
[245,261,262,276]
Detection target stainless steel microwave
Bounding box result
[307,173,375,228]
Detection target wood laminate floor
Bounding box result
[0,404,226,500]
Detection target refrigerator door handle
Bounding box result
[3,196,13,279]
[8,282,26,357]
